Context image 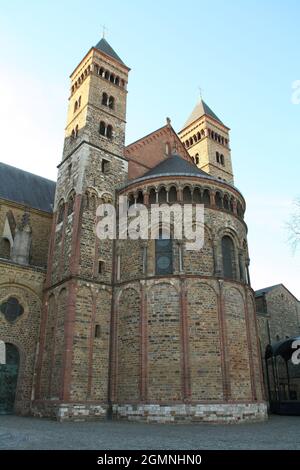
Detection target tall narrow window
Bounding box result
[0,237,11,259]
[106,125,113,139]
[216,151,220,163]
[99,121,106,136]
[155,229,173,275]
[108,96,115,109]
[101,159,109,173]
[95,325,101,338]
[98,260,104,274]
[102,93,108,106]
[222,236,235,279]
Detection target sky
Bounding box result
[0,0,299,297]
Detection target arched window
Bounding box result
[0,342,20,413]
[136,191,144,204]
[193,187,201,203]
[74,101,78,112]
[216,151,220,163]
[237,202,244,218]
[183,186,192,203]
[203,189,210,207]
[155,228,173,275]
[195,154,199,165]
[189,137,193,146]
[168,186,177,203]
[115,76,120,86]
[106,125,113,139]
[220,154,225,165]
[104,71,110,80]
[108,96,115,109]
[215,192,222,209]
[223,195,229,211]
[158,187,167,203]
[75,125,79,138]
[71,129,75,139]
[57,203,65,224]
[222,236,235,279]
[149,188,156,204]
[185,140,189,148]
[0,237,11,259]
[67,192,75,215]
[102,93,108,106]
[99,121,106,136]
[128,194,135,207]
[110,74,115,83]
[197,132,201,140]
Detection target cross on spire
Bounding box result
[198,86,203,100]
[101,24,108,39]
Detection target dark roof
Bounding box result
[255,284,299,301]
[0,162,56,213]
[143,154,213,179]
[183,99,224,129]
[95,38,125,66]
[255,284,282,297]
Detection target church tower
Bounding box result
[34,38,130,420]
[178,99,234,184]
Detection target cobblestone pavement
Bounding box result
[0,415,299,450]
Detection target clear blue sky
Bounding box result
[0,0,299,297]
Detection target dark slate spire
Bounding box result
[183,99,224,128]
[95,38,125,66]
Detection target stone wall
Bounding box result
[0,200,53,268]
[0,260,44,414]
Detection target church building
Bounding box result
[0,38,268,422]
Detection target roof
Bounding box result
[255,284,299,301]
[95,38,125,66]
[255,284,282,297]
[143,153,213,179]
[0,162,56,213]
[183,99,224,129]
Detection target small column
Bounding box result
[213,241,222,277]
[210,190,216,208]
[246,258,251,286]
[239,252,246,283]
[177,186,183,203]
[142,241,148,275]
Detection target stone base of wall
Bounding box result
[113,402,268,424]
[31,401,108,422]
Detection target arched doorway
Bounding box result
[0,342,20,414]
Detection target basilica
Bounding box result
[0,38,298,422]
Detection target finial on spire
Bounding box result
[166,117,171,126]
[198,86,203,100]
[101,24,108,39]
